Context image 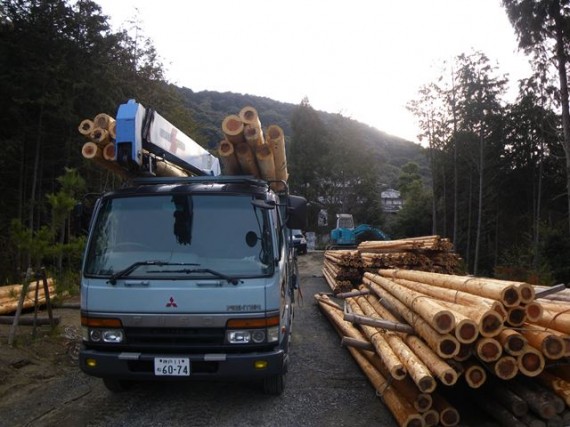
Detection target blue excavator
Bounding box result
[329,213,389,248]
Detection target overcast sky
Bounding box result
[95,0,533,145]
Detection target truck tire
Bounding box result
[263,374,285,395]
[103,377,133,392]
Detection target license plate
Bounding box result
[154,357,190,376]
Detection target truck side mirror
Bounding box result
[286,195,307,230]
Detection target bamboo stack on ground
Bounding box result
[315,260,570,426]
[0,279,57,315]
[315,292,449,427]
[358,236,463,275]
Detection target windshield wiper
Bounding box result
[147,267,240,285]
[107,261,200,285]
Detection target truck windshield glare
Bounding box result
[84,194,274,278]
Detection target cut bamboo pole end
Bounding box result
[222,114,245,144]
[432,393,461,427]
[499,329,528,356]
[78,119,94,136]
[217,139,241,175]
[516,345,545,377]
[102,143,115,161]
[93,113,115,130]
[476,337,503,362]
[464,360,487,388]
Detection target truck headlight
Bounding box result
[225,316,280,345]
[81,316,124,344]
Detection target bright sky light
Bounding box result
[95,0,533,145]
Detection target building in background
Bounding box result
[381,188,402,213]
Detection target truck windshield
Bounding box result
[84,194,274,279]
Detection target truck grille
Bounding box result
[124,327,226,348]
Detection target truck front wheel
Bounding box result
[263,374,285,395]
[103,377,133,392]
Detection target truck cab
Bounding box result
[79,176,306,394]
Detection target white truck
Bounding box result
[79,101,306,395]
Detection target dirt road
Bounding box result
[0,252,397,427]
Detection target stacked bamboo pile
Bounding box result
[0,279,56,315]
[322,236,463,295]
[78,113,131,179]
[218,106,288,191]
[78,113,190,179]
[359,235,462,274]
[323,250,363,294]
[315,268,570,427]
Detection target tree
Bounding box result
[503,0,570,235]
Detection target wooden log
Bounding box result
[472,391,527,427]
[90,127,110,145]
[315,294,426,426]
[348,347,425,427]
[239,106,262,129]
[266,124,288,185]
[506,306,527,327]
[391,277,507,324]
[520,325,566,360]
[517,413,547,427]
[463,359,486,388]
[218,139,241,175]
[435,298,503,339]
[485,377,529,416]
[547,366,570,383]
[221,114,245,144]
[431,393,460,427]
[108,119,116,139]
[354,296,437,393]
[517,345,545,377]
[525,301,544,323]
[421,408,439,427]
[0,279,55,298]
[499,328,528,356]
[536,371,570,407]
[364,273,455,334]
[380,269,521,307]
[93,113,115,130]
[244,124,264,148]
[488,355,519,380]
[358,286,458,386]
[363,276,459,359]
[475,337,503,362]
[235,142,260,178]
[82,141,103,159]
[509,377,560,420]
[453,343,472,361]
[404,335,458,386]
[102,143,115,161]
[533,308,570,336]
[255,144,276,182]
[346,298,406,380]
[78,119,94,136]
[81,143,131,179]
[356,341,434,414]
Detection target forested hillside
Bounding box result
[176,87,428,180]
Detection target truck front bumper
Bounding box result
[79,347,287,381]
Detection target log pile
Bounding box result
[315,268,570,427]
[0,278,56,315]
[218,106,289,191]
[358,235,462,274]
[323,236,463,294]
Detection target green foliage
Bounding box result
[390,181,432,238]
